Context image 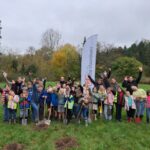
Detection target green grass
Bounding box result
[0,83,150,150]
[0,109,150,150]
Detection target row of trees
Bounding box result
[0,28,150,83]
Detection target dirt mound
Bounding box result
[55,137,79,150]
[3,143,24,150]
[34,123,49,131]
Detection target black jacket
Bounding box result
[88,70,111,89]
[122,71,142,94]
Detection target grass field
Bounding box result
[0,83,150,150]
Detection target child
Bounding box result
[91,87,100,121]
[81,88,91,126]
[78,88,91,127]
[145,90,150,123]
[51,87,58,119]
[0,85,10,122]
[124,91,136,122]
[7,90,19,124]
[46,86,53,121]
[64,89,74,124]
[57,88,65,121]
[104,88,114,121]
[19,89,30,123]
[116,87,124,122]
[98,85,107,117]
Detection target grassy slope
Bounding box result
[0,83,150,150]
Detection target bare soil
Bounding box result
[3,143,24,150]
[55,137,79,150]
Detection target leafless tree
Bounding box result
[26,46,36,55]
[41,28,61,50]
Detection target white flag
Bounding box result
[81,34,98,86]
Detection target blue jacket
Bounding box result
[31,84,39,104]
[51,93,58,106]
[28,88,33,102]
[19,97,30,109]
[46,93,52,105]
[39,90,47,104]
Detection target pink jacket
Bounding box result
[145,96,150,108]
[104,92,114,105]
[124,96,136,111]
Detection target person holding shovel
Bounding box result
[64,88,74,124]
[19,88,30,125]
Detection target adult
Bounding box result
[3,72,25,96]
[122,67,143,94]
[60,76,66,88]
[110,78,119,95]
[88,68,111,90]
[132,86,147,123]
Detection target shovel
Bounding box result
[44,106,51,125]
[22,101,27,126]
[63,99,68,124]
[38,97,51,126]
[76,105,83,124]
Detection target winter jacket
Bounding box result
[51,93,58,106]
[19,97,30,109]
[58,94,65,105]
[64,95,74,109]
[104,92,114,105]
[92,92,100,104]
[124,96,136,110]
[8,95,19,110]
[117,91,125,106]
[88,70,111,89]
[133,88,147,101]
[122,71,142,94]
[146,96,150,108]
[38,90,47,104]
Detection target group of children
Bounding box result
[0,67,150,126]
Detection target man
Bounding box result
[60,76,66,88]
[122,67,143,94]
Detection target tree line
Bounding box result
[0,29,150,83]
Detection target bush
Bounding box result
[112,56,142,80]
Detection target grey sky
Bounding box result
[0,0,150,53]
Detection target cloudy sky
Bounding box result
[0,0,150,53]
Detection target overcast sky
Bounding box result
[0,0,150,53]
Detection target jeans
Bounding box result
[8,109,17,120]
[135,100,145,117]
[31,101,39,122]
[104,104,113,120]
[82,107,89,121]
[116,104,122,121]
[146,108,150,122]
[73,104,79,118]
[3,105,9,121]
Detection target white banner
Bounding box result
[81,34,98,86]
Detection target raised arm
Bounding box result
[135,67,143,84]
[107,68,112,79]
[122,77,129,88]
[43,78,47,90]
[88,75,96,86]
[3,72,12,85]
